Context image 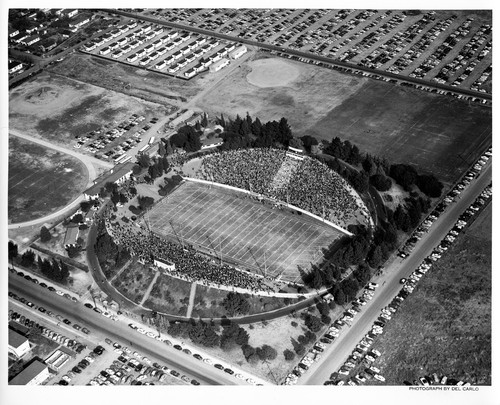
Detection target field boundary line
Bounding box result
[182,176,353,236]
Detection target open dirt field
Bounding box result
[147,181,343,282]
[50,52,201,105]
[9,72,171,147]
[366,203,491,385]
[8,136,88,223]
[194,53,491,184]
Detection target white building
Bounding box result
[154,258,176,272]
[9,360,50,386]
[230,45,248,60]
[8,329,30,358]
[209,58,230,73]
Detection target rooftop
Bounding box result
[9,359,47,385]
[9,328,28,349]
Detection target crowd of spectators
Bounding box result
[196,148,363,226]
[199,148,285,195]
[106,220,274,293]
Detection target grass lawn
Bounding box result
[143,273,192,316]
[111,262,157,304]
[365,203,491,385]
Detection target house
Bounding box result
[83,161,135,199]
[8,329,31,358]
[209,58,230,73]
[69,14,90,29]
[8,61,23,74]
[201,137,223,150]
[20,35,40,46]
[9,28,19,38]
[11,33,29,43]
[230,45,248,60]
[39,38,57,52]
[63,225,79,249]
[61,9,78,18]
[9,359,50,386]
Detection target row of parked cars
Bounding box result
[8,309,87,355]
[10,268,79,302]
[126,323,259,385]
[398,147,491,259]
[333,180,492,386]
[56,346,106,385]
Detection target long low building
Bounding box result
[9,359,50,386]
[83,161,135,199]
[209,58,230,73]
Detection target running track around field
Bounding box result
[147,182,343,282]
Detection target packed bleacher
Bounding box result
[196,148,362,226]
[107,220,274,293]
[199,148,286,194]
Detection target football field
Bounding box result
[147,181,343,282]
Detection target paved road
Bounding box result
[8,275,243,386]
[299,162,491,385]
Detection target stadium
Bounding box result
[106,147,372,296]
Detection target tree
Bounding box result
[20,250,36,267]
[80,201,92,212]
[304,314,322,332]
[288,137,304,150]
[256,344,278,361]
[72,214,84,224]
[389,164,417,191]
[416,174,443,198]
[158,140,166,157]
[370,174,392,191]
[137,153,151,168]
[241,344,255,360]
[283,349,295,361]
[59,260,70,282]
[137,196,155,211]
[222,292,250,316]
[132,164,143,175]
[8,241,18,262]
[40,226,52,242]
[201,113,208,128]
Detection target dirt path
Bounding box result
[185,282,197,318]
[139,271,161,307]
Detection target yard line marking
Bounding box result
[228,210,281,258]
[224,208,272,258]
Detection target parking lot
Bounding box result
[140,9,491,94]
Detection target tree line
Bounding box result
[8,241,70,284]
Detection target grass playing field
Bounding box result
[8,136,88,223]
[146,181,343,283]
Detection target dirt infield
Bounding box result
[246,58,300,88]
[195,54,365,135]
[9,72,171,147]
[147,181,343,282]
[8,136,88,223]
